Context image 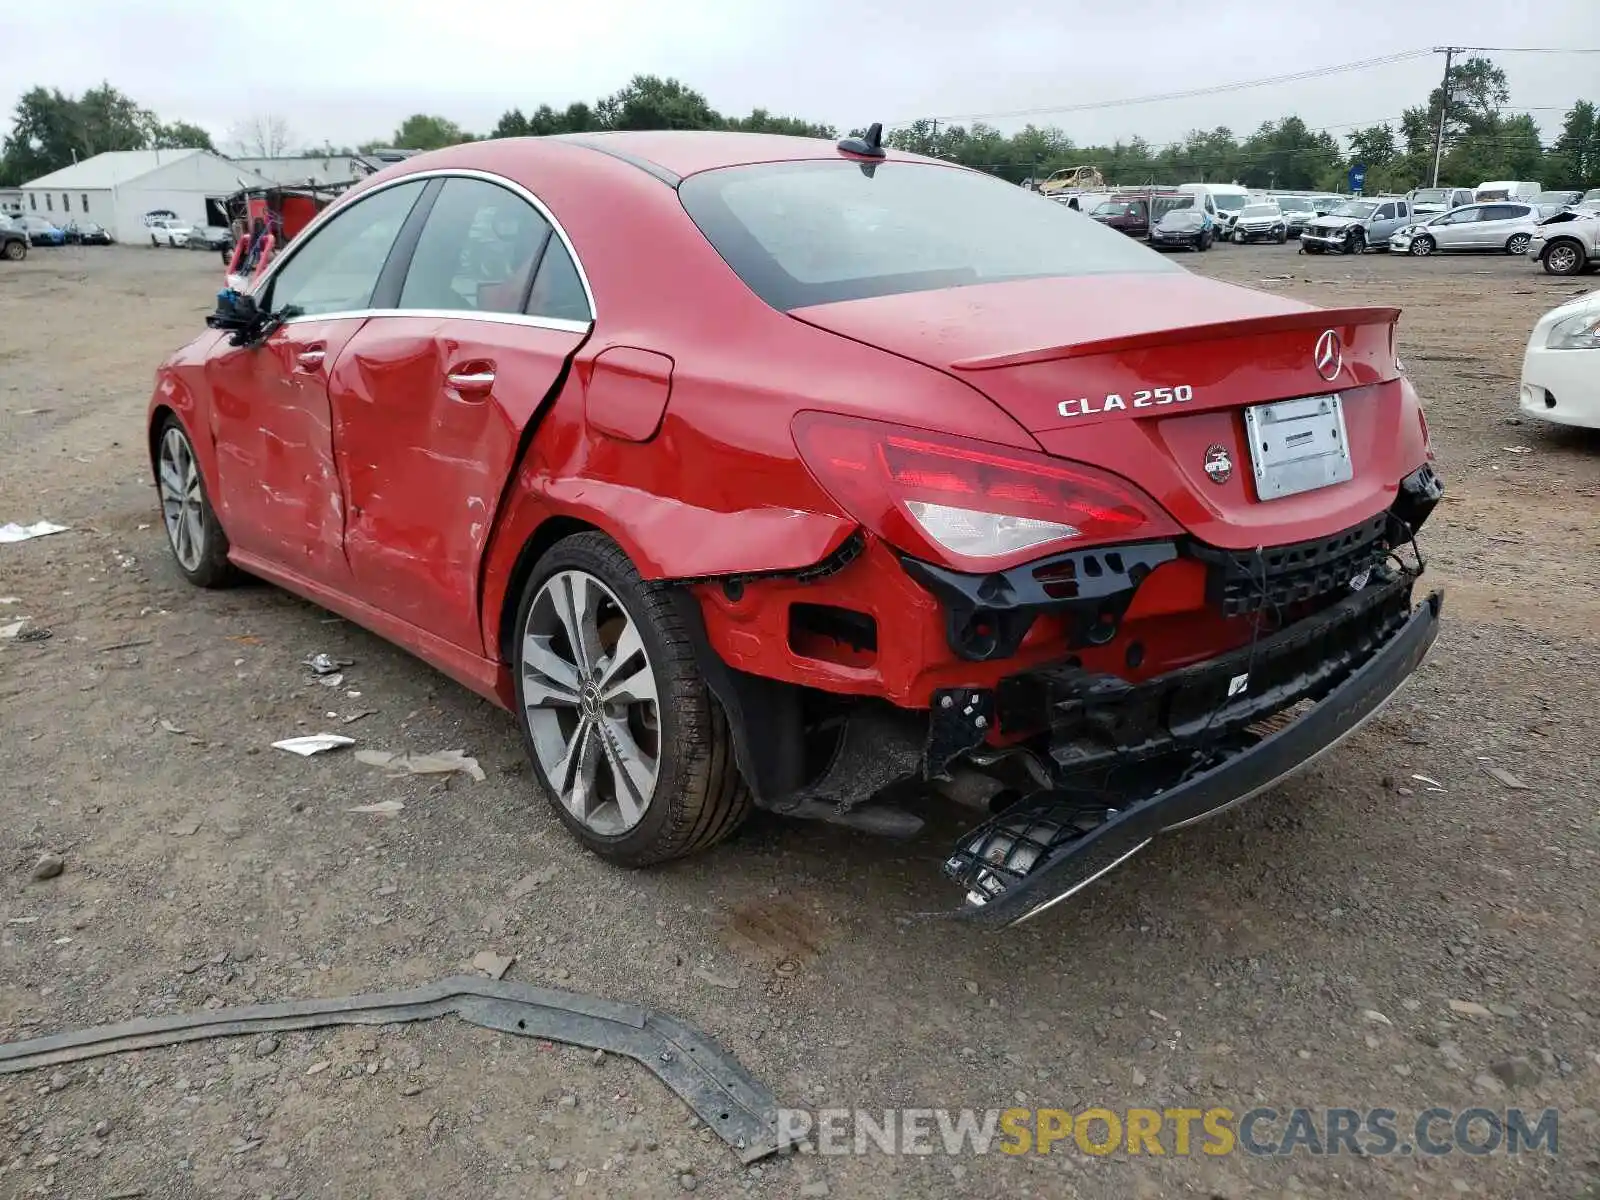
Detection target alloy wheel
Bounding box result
[1410,237,1433,256]
[521,569,661,836]
[1507,234,1531,255]
[158,426,206,572]
[1547,244,1580,274]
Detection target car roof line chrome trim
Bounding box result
[554,135,682,187]
[248,167,598,320]
[278,308,592,336]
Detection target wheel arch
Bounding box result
[494,514,603,664]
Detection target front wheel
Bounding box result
[514,532,751,867]
[1276,229,1287,244]
[156,418,236,588]
[1346,230,1366,255]
[1234,229,1247,243]
[1506,233,1531,256]
[1543,240,1585,276]
[2,239,24,261]
[1409,235,1435,257]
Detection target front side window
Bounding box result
[267,180,426,317]
[1440,207,1482,225]
[1375,204,1395,220]
[679,161,1176,311]
[399,177,554,315]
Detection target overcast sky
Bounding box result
[2,0,1597,154]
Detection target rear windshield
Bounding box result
[677,160,1175,310]
[1274,196,1313,211]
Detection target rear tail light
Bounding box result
[792,412,1180,571]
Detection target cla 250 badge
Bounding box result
[1057,385,1195,419]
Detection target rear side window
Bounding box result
[524,238,590,322]
[399,177,553,315]
[268,181,426,316]
[678,160,1175,311]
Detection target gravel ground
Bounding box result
[1,240,1597,1199]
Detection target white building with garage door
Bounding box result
[18,149,273,242]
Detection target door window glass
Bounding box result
[1481,205,1524,222]
[268,181,426,317]
[1375,204,1395,220]
[399,177,552,314]
[525,237,590,321]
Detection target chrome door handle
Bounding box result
[296,349,325,369]
[446,371,495,389]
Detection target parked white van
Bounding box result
[1177,183,1251,235]
[1475,181,1541,203]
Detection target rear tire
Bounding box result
[513,532,751,867]
[1506,233,1531,256]
[2,239,24,261]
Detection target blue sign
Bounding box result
[1348,164,1367,195]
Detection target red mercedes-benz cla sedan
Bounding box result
[149,128,1443,926]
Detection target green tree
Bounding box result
[596,76,721,131]
[728,109,836,139]
[150,120,214,150]
[0,83,177,185]
[1547,100,1598,187]
[379,114,472,151]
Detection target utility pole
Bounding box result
[1430,46,1457,188]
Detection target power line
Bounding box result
[891,50,1434,126]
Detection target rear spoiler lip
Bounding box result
[949,306,1403,372]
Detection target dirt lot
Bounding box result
[2,240,1597,1200]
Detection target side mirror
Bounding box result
[206,289,289,347]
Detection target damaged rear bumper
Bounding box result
[945,586,1443,926]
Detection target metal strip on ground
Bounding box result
[0,975,786,1163]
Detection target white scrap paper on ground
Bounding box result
[272,734,356,756]
[355,749,486,782]
[0,522,69,544]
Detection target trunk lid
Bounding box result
[791,273,1410,549]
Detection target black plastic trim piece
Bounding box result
[665,530,866,589]
[557,135,683,187]
[900,540,1179,661]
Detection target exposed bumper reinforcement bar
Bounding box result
[946,589,1443,927]
[0,975,788,1162]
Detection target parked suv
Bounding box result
[1087,194,1155,239]
[0,214,28,261]
[1405,187,1475,219]
[1527,208,1599,276]
[1231,201,1288,243]
[1300,198,1412,254]
[1389,203,1539,257]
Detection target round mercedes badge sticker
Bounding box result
[1203,443,1233,485]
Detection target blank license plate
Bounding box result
[1244,394,1353,501]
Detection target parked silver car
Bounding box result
[1269,194,1318,237]
[1300,198,1413,254]
[1526,209,1600,276]
[1388,203,1540,257]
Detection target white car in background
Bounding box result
[148,219,194,247]
[1388,202,1539,257]
[1519,291,1600,430]
[1526,208,1600,277]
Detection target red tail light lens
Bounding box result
[792,411,1180,571]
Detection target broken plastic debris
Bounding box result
[471,951,516,980]
[303,653,353,676]
[159,719,186,735]
[340,710,377,725]
[0,521,69,544]
[272,734,356,757]
[355,749,485,782]
[346,800,405,816]
[1,620,51,643]
[316,673,346,688]
[1480,764,1529,790]
[0,619,27,640]
[1500,446,1534,455]
[0,597,19,605]
[1410,773,1444,789]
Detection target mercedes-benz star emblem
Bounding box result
[1203,443,1233,485]
[1314,329,1343,382]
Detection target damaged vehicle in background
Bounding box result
[1526,206,1599,276]
[1301,197,1412,255]
[1269,195,1318,238]
[149,129,1444,927]
[1388,202,1539,258]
